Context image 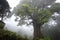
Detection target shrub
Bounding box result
[0,29,28,40]
[39,36,51,40]
[0,21,5,29]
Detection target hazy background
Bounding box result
[3,0,60,38]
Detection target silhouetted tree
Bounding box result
[0,0,10,21]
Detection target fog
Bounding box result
[4,15,33,38]
[3,0,60,39]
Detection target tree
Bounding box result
[49,3,60,40]
[50,3,60,13]
[13,0,56,40]
[0,0,10,21]
[41,3,60,40]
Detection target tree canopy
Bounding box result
[13,0,56,40]
[13,0,56,25]
[50,3,60,13]
[0,0,10,20]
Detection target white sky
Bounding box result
[56,0,60,2]
[7,0,20,11]
[5,0,20,31]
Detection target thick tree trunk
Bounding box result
[33,21,43,40]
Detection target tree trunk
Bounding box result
[33,21,43,40]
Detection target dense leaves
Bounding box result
[35,9,51,25]
[0,22,28,40]
[14,3,52,25]
[0,29,28,40]
[0,21,5,29]
[0,0,10,20]
[50,3,60,13]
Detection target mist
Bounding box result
[2,0,60,39]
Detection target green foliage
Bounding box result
[14,3,52,25]
[36,9,51,25]
[0,29,28,40]
[0,21,5,29]
[0,0,11,20]
[39,37,51,40]
[50,3,60,13]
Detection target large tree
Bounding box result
[13,0,56,40]
[41,3,60,40]
[49,3,60,40]
[0,0,10,21]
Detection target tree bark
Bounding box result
[33,21,43,40]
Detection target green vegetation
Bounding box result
[50,3,60,13]
[0,29,28,40]
[0,22,28,40]
[13,0,55,40]
[39,37,51,40]
[0,21,5,29]
[0,0,11,21]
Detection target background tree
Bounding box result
[50,3,60,14]
[49,3,60,40]
[13,0,56,40]
[41,3,60,40]
[0,0,10,21]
